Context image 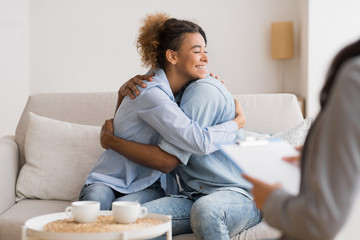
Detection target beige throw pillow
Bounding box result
[16,112,104,201]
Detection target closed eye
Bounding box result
[193,50,208,54]
[191,45,207,54]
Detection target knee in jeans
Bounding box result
[81,191,106,202]
[190,200,219,233]
[192,198,220,219]
[79,184,115,209]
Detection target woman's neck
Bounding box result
[164,67,189,96]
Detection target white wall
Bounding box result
[28,0,300,95]
[2,0,359,137]
[297,0,308,106]
[1,0,302,138]
[307,0,360,117]
[0,0,29,138]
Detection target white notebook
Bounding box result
[218,138,300,195]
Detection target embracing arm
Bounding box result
[100,119,179,173]
[136,88,244,155]
[119,74,245,130]
[107,74,244,170]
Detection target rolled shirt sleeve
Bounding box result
[158,138,191,165]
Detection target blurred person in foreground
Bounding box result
[244,39,360,240]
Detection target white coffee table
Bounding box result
[22,211,172,240]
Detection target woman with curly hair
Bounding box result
[79,12,246,216]
[96,13,262,240]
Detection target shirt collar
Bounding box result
[153,68,176,102]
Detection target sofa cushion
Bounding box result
[16,113,103,202]
[0,199,70,240]
[173,220,281,240]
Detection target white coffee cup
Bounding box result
[65,201,100,223]
[112,201,148,224]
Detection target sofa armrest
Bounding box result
[0,136,19,214]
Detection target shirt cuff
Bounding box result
[237,129,244,140]
[158,138,191,165]
[229,120,238,132]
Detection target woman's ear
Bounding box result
[166,49,177,65]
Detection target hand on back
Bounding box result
[119,73,154,99]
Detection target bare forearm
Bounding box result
[233,114,246,129]
[103,133,179,173]
[233,99,246,129]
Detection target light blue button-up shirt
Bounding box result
[86,68,239,194]
[159,77,253,199]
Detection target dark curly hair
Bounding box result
[136,13,207,69]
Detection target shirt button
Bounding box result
[200,186,203,189]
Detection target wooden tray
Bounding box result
[22,211,172,240]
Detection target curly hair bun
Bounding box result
[137,12,170,69]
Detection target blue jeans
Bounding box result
[143,190,262,240]
[78,180,165,210]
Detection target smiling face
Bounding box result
[172,32,208,81]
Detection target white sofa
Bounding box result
[0,92,306,240]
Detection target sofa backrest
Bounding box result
[234,93,303,134]
[15,92,303,168]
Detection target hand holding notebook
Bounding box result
[218,138,300,195]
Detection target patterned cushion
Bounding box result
[243,117,313,147]
[272,117,313,146]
